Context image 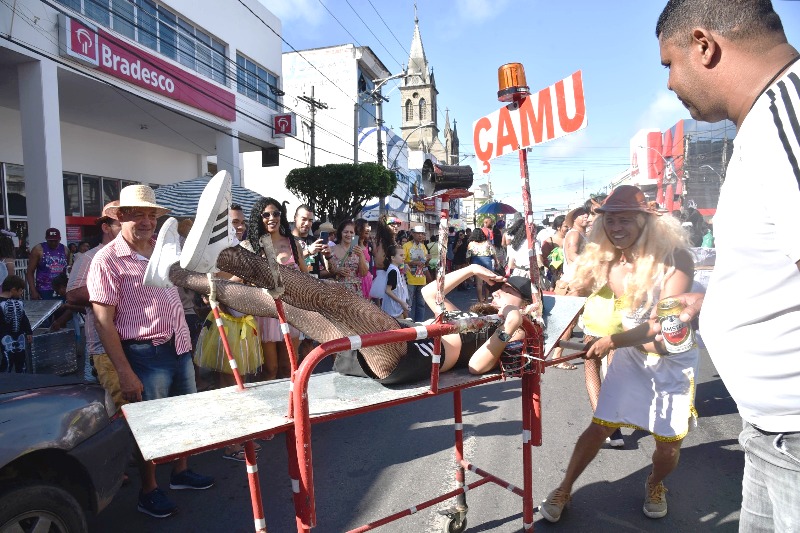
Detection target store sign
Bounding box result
[272,113,296,137]
[472,70,587,173]
[58,14,236,121]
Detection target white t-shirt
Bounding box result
[701,60,800,432]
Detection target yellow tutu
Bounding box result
[194,311,263,375]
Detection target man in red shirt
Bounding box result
[88,185,213,519]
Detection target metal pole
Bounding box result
[353,102,359,164]
[376,93,385,216]
[309,86,316,167]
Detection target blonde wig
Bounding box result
[570,212,689,312]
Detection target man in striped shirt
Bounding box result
[88,185,213,519]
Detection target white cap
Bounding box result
[412,225,425,233]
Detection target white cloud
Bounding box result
[454,0,512,22]
[636,91,687,130]
[259,0,326,27]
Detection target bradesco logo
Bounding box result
[101,44,175,94]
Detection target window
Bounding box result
[236,54,279,110]
[85,0,110,25]
[111,0,135,40]
[405,100,413,121]
[177,18,195,69]
[419,98,427,121]
[82,176,102,217]
[102,178,120,206]
[63,173,81,216]
[56,0,228,86]
[5,164,26,217]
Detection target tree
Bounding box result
[285,163,397,225]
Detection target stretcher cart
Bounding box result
[122,294,585,532]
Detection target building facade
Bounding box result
[1,0,282,249]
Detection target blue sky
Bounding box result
[265,0,800,214]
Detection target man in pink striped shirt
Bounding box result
[88,185,213,519]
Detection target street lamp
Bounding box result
[362,70,407,216]
[638,145,683,211]
[389,121,435,170]
[700,164,724,184]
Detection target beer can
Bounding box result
[657,297,696,354]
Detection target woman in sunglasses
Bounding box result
[241,197,308,380]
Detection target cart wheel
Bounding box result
[441,514,467,533]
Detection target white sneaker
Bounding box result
[606,428,625,448]
[180,170,234,273]
[143,217,181,287]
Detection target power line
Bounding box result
[315,0,361,46]
[344,0,404,69]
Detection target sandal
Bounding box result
[555,362,578,370]
[222,450,248,462]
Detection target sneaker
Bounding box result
[180,170,234,273]
[138,488,177,518]
[143,217,181,287]
[606,428,625,448]
[540,487,571,523]
[643,477,668,518]
[169,469,215,490]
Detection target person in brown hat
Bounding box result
[87,185,214,518]
[26,226,71,300]
[541,185,696,522]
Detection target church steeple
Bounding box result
[400,4,446,162]
[405,4,429,87]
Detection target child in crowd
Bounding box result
[0,275,33,372]
[382,245,409,319]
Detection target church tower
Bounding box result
[400,7,447,162]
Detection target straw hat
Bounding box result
[106,184,170,218]
[318,221,335,234]
[596,185,655,215]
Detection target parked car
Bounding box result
[0,373,132,532]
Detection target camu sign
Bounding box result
[472,71,587,173]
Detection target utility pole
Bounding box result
[298,86,328,167]
[353,102,359,164]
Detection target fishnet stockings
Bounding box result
[582,335,614,412]
[186,246,406,379]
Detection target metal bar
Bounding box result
[459,459,525,497]
[285,427,309,533]
[517,145,542,320]
[346,476,495,533]
[453,390,467,511]
[274,299,298,418]
[521,373,534,529]
[210,302,245,390]
[244,440,267,532]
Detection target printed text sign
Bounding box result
[472,70,587,173]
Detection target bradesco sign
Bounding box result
[58,15,235,121]
[472,70,587,173]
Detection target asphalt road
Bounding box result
[92,288,744,532]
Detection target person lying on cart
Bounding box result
[144,174,538,385]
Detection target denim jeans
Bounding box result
[122,339,196,401]
[407,283,426,323]
[738,420,800,532]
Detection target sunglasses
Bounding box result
[261,211,281,219]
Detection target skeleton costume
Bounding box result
[0,297,32,373]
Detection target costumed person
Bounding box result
[242,197,307,380]
[0,275,33,373]
[144,174,538,385]
[540,185,697,522]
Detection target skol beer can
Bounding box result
[657,297,696,354]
